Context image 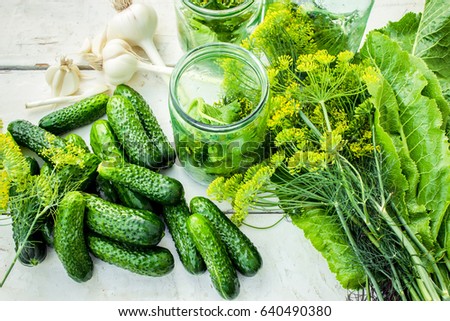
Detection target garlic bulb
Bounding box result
[80,28,107,71]
[45,57,81,97]
[106,0,165,66]
[101,39,172,85]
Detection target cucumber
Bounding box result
[90,119,154,211]
[89,119,125,163]
[41,216,55,248]
[65,133,90,153]
[106,95,166,170]
[9,159,47,267]
[190,196,262,276]
[83,193,165,246]
[25,156,40,175]
[97,161,184,205]
[8,119,66,163]
[8,120,100,190]
[115,184,154,211]
[187,213,240,300]
[162,199,206,275]
[95,175,120,204]
[114,84,176,169]
[87,233,174,277]
[53,191,93,282]
[38,93,109,135]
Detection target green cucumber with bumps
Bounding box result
[190,196,262,276]
[89,119,125,163]
[8,120,100,190]
[90,119,154,211]
[8,119,66,163]
[187,214,240,300]
[87,233,174,277]
[83,193,164,246]
[54,191,93,282]
[65,133,90,153]
[106,95,167,170]
[25,156,40,175]
[95,175,120,204]
[114,84,176,169]
[97,161,184,205]
[162,199,206,275]
[38,93,109,135]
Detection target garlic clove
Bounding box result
[80,37,92,54]
[45,57,81,97]
[91,27,108,58]
[103,54,138,85]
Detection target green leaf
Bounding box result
[361,32,450,242]
[379,0,450,131]
[290,208,366,290]
[378,12,421,54]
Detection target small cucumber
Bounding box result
[53,191,93,282]
[89,119,125,163]
[162,199,206,275]
[9,158,47,267]
[8,120,66,163]
[41,215,55,248]
[8,120,100,190]
[97,161,184,205]
[115,184,154,211]
[95,175,120,204]
[87,233,174,277]
[190,196,262,276]
[187,214,240,300]
[39,93,109,135]
[83,193,165,246]
[25,156,40,175]
[106,95,166,170]
[90,119,154,211]
[114,84,176,169]
[65,133,90,153]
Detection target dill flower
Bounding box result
[267,96,298,130]
[296,53,319,73]
[270,151,286,168]
[0,171,9,211]
[246,0,316,64]
[232,165,275,225]
[336,50,354,64]
[207,173,244,202]
[314,49,335,65]
[287,150,328,173]
[275,128,307,150]
[277,55,294,71]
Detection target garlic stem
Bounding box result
[139,38,165,67]
[25,84,109,109]
[136,61,173,75]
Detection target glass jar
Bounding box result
[295,0,374,54]
[169,43,270,185]
[175,0,263,52]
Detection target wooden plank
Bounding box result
[0,0,425,67]
[0,0,183,67]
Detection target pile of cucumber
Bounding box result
[6,84,262,300]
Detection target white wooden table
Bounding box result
[0,0,424,301]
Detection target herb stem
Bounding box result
[242,213,288,230]
[334,203,384,300]
[0,205,51,287]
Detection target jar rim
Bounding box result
[169,42,269,133]
[182,0,255,17]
